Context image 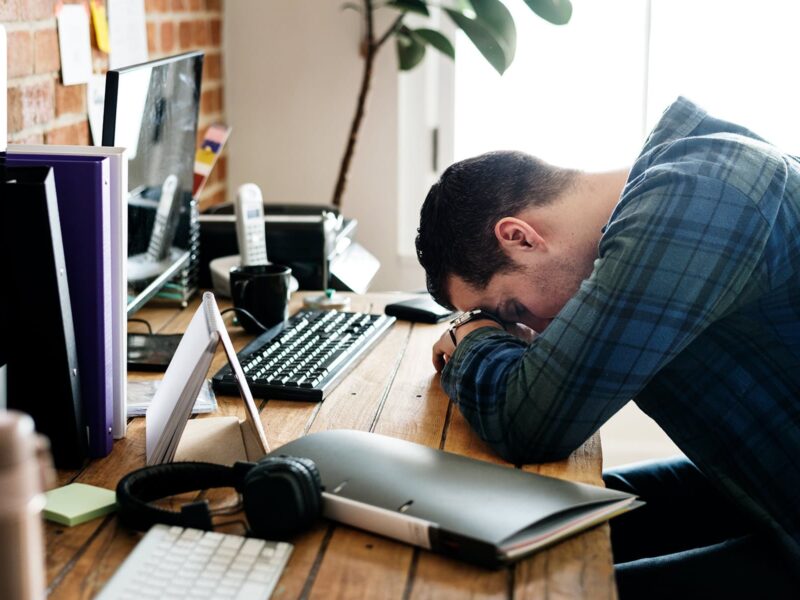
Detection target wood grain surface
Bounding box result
[45,293,616,599]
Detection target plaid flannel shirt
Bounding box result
[441,97,800,564]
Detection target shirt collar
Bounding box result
[640,96,708,154]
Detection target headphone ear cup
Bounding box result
[243,456,322,539]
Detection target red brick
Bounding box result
[0,0,24,20]
[145,0,167,12]
[145,21,157,54]
[192,19,208,46]
[160,21,176,53]
[45,120,89,145]
[189,0,202,10]
[55,82,86,116]
[27,0,57,20]
[200,87,221,114]
[172,0,187,10]
[178,20,192,49]
[7,29,34,78]
[206,0,221,13]
[34,28,60,74]
[204,52,221,80]
[7,79,56,132]
[91,45,109,70]
[209,17,221,45]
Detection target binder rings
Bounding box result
[270,430,639,568]
[1,164,87,467]
[6,154,113,457]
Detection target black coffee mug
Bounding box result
[230,264,292,334]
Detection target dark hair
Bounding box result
[415,150,576,309]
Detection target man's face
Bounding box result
[447,252,592,333]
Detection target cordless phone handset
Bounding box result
[146,174,179,262]
[235,183,269,267]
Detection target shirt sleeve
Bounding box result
[441,168,774,464]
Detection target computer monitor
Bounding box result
[102,51,204,314]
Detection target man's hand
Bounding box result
[432,319,504,372]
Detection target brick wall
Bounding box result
[2,0,227,209]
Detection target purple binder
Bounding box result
[7,154,113,457]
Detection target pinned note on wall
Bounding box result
[107,0,148,69]
[90,0,110,53]
[56,2,93,85]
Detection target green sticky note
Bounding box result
[44,483,117,527]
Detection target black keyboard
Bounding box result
[212,309,396,402]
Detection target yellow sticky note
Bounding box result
[90,0,110,54]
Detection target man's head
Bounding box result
[416,151,621,331]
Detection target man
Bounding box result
[415,97,800,598]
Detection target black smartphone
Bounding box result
[384,294,456,324]
[127,333,183,371]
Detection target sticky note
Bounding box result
[44,483,117,527]
[90,0,110,53]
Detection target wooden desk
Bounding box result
[46,293,616,599]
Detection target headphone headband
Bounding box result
[116,461,255,531]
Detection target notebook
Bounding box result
[6,153,113,457]
[1,164,87,467]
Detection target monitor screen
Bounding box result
[102,51,203,314]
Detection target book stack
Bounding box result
[2,145,129,465]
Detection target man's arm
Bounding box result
[440,171,774,464]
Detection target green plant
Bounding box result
[332,0,573,208]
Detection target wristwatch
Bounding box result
[448,309,505,346]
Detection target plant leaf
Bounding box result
[411,28,455,60]
[396,29,427,70]
[521,0,573,25]
[470,0,516,65]
[386,0,430,16]
[445,8,510,74]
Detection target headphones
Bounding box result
[116,456,322,539]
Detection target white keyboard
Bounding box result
[96,524,293,600]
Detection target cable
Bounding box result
[127,318,153,334]
[219,307,269,333]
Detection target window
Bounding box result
[455,0,800,165]
[399,0,800,259]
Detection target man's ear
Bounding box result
[494,217,546,256]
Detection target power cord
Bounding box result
[219,307,269,333]
[127,318,153,334]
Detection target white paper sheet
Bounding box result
[57,4,93,86]
[107,0,148,69]
[87,74,106,145]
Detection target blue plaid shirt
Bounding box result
[441,97,800,564]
